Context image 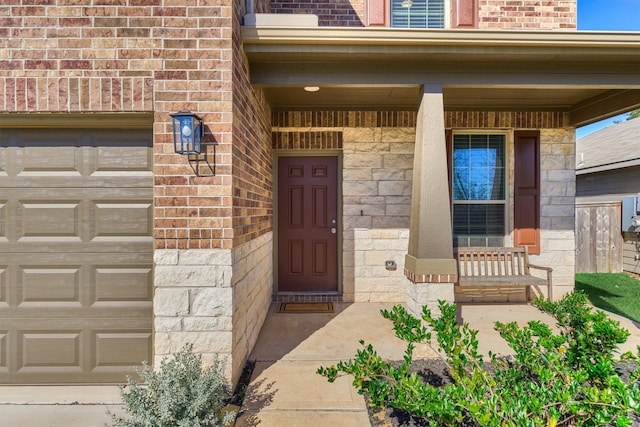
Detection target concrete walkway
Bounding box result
[0,302,638,427]
[0,385,123,427]
[236,302,640,427]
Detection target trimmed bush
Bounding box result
[318,292,640,426]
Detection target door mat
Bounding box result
[277,302,335,313]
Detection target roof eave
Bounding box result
[241,27,640,53]
[577,159,640,175]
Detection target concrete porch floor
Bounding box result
[235,301,640,427]
[0,302,638,427]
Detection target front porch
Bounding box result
[154,27,640,388]
[235,301,640,426]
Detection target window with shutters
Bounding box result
[452,134,506,248]
[391,0,446,28]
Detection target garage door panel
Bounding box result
[0,201,6,240]
[21,146,81,174]
[1,321,152,384]
[94,331,152,367]
[19,200,81,240]
[1,252,152,310]
[94,145,152,173]
[0,127,152,384]
[0,187,152,251]
[94,266,152,302]
[1,129,152,188]
[20,331,81,368]
[0,332,6,370]
[0,266,6,306]
[94,201,152,237]
[20,266,81,303]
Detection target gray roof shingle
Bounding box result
[576,117,640,175]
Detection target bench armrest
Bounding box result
[527,263,552,273]
[527,264,553,300]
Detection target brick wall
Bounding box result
[0,1,155,112]
[232,4,274,248]
[153,1,234,251]
[270,0,366,26]
[478,0,576,30]
[0,0,275,251]
[266,0,576,29]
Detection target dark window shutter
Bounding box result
[451,0,477,28]
[514,130,540,254]
[445,128,452,202]
[367,0,389,26]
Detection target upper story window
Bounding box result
[391,0,445,28]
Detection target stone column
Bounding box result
[404,84,456,317]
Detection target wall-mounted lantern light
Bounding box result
[169,110,203,154]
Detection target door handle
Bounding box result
[330,227,337,234]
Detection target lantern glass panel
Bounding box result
[171,112,202,154]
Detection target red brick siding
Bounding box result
[153,2,235,251]
[232,5,274,247]
[254,0,273,13]
[272,110,417,127]
[268,0,576,29]
[478,0,576,30]
[0,0,245,251]
[270,0,366,26]
[273,110,568,129]
[272,131,343,150]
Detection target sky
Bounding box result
[575,0,640,139]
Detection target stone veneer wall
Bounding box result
[273,112,416,303]
[537,128,575,298]
[231,232,273,383]
[153,231,272,385]
[343,126,415,302]
[274,111,575,303]
[153,249,234,374]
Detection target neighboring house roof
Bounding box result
[576,117,640,175]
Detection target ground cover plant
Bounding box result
[109,344,235,427]
[576,273,640,323]
[318,292,640,426]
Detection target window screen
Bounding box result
[391,0,445,29]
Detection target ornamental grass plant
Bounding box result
[109,344,235,427]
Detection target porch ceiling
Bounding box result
[242,27,640,126]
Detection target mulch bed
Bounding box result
[366,358,640,427]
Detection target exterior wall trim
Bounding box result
[0,113,154,129]
[242,26,640,48]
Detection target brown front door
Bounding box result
[278,156,338,292]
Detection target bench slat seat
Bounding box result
[456,246,553,301]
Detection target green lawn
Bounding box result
[575,273,640,323]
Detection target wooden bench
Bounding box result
[456,247,553,301]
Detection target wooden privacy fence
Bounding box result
[575,202,623,273]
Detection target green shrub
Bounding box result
[318,292,640,426]
[109,344,235,427]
